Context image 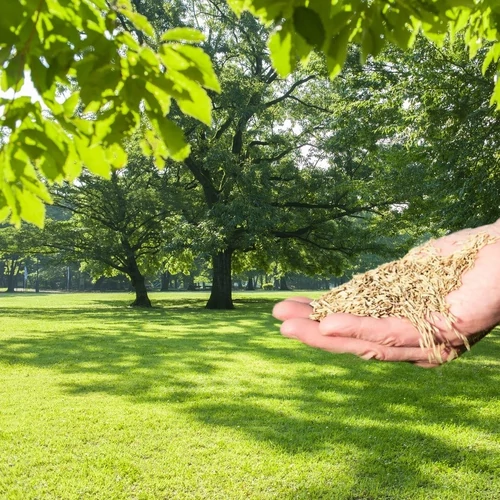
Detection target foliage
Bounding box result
[0,0,219,226]
[42,140,187,306]
[159,1,412,308]
[333,36,500,232]
[3,0,499,232]
[390,38,500,230]
[229,0,500,105]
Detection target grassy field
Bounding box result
[0,291,499,499]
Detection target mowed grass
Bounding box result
[0,292,499,500]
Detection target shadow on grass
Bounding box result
[0,295,499,496]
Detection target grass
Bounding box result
[0,291,499,499]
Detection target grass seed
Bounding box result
[310,232,498,363]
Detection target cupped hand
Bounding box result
[272,219,500,368]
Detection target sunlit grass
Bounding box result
[0,292,499,499]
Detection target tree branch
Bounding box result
[264,76,316,108]
[212,115,234,141]
[287,95,331,113]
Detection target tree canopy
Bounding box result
[158,1,411,309]
[1,0,499,227]
[44,138,183,307]
[230,0,500,99]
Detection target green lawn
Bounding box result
[0,292,499,499]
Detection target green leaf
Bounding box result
[0,204,10,224]
[161,72,212,125]
[144,81,171,116]
[63,91,80,117]
[17,189,46,228]
[61,146,82,181]
[117,6,155,38]
[139,46,160,69]
[72,118,94,135]
[482,43,500,74]
[20,128,65,180]
[326,25,351,79]
[148,114,190,162]
[3,53,25,92]
[105,142,128,169]
[292,7,325,48]
[142,129,166,169]
[74,139,111,178]
[166,45,220,92]
[162,27,205,43]
[116,30,141,51]
[269,21,296,78]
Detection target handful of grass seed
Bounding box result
[310,232,498,363]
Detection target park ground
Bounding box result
[0,292,499,499]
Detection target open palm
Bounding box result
[273,220,500,367]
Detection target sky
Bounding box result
[0,72,40,102]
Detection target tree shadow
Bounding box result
[0,296,499,497]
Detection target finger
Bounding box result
[273,298,313,321]
[318,313,421,347]
[281,318,446,364]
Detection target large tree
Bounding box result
[45,142,183,307]
[154,1,409,309]
[390,38,500,230]
[330,36,500,232]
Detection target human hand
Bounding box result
[272,219,500,368]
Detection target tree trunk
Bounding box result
[128,270,152,307]
[160,271,171,291]
[246,275,255,290]
[6,259,19,293]
[206,249,234,309]
[279,276,290,290]
[6,274,15,293]
[122,238,152,308]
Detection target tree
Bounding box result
[44,141,183,307]
[155,1,409,309]
[388,38,500,231]
[1,0,219,226]
[0,224,40,292]
[328,36,500,233]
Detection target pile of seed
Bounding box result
[310,232,498,363]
